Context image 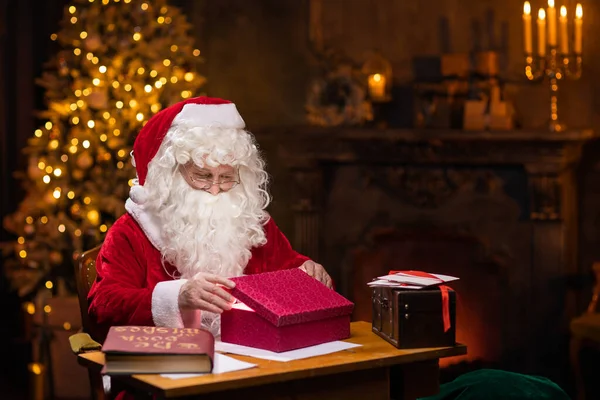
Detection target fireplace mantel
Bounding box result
[256,126,597,373]
[257,127,595,168]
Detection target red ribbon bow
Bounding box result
[388,270,452,332]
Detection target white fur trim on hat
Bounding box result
[129,180,148,205]
[173,103,245,129]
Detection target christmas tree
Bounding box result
[2,0,206,297]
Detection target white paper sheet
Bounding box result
[161,353,257,379]
[215,340,362,362]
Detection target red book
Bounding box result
[102,326,214,375]
[221,268,354,352]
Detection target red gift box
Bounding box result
[221,268,354,352]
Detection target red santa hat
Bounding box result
[129,96,246,204]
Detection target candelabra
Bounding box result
[525,47,582,132]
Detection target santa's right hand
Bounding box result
[178,273,236,314]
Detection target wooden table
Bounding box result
[79,321,466,399]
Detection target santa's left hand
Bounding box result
[299,261,333,289]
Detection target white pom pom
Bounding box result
[129,185,148,205]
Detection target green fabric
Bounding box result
[418,369,570,400]
[68,332,102,354]
[570,313,600,342]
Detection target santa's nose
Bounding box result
[207,184,220,196]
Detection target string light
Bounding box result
[133,33,142,41]
[92,57,99,64]
[63,322,72,330]
[45,166,53,173]
[112,81,120,88]
[45,281,54,289]
[193,49,201,56]
[100,134,108,142]
[129,99,138,108]
[45,122,53,130]
[67,191,75,199]
[100,224,108,233]
[92,78,101,86]
[58,224,66,233]
[38,161,45,169]
[69,6,76,13]
[53,189,61,199]
[80,31,88,39]
[117,161,124,169]
[116,101,123,109]
[83,140,90,148]
[53,168,62,177]
[74,229,82,237]
[83,197,91,204]
[160,6,168,13]
[184,72,194,82]
[163,59,171,67]
[26,216,33,224]
[165,17,172,24]
[74,89,82,97]
[170,45,178,52]
[34,129,43,137]
[113,129,121,136]
[150,70,158,77]
[170,76,178,83]
[69,146,78,154]
[87,120,95,128]
[17,237,25,244]
[117,150,126,158]
[25,303,35,315]
[50,33,58,41]
[71,138,79,145]
[44,305,51,313]
[74,48,81,56]
[136,113,144,121]
[124,84,132,91]
[61,155,68,162]
[137,67,145,75]
[159,77,167,84]
[49,140,59,149]
[70,17,77,24]
[141,2,148,11]
[19,250,27,259]
[40,216,48,224]
[86,53,94,61]
[99,65,107,73]
[151,104,160,113]
[70,103,78,111]
[157,16,165,24]
[43,175,51,184]
[103,111,111,119]
[144,85,152,93]
[77,99,85,107]
[154,81,163,89]
[82,88,91,95]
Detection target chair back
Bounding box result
[75,245,101,338]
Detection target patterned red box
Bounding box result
[221,268,354,352]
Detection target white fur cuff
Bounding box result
[151,279,200,328]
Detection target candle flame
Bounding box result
[373,73,382,82]
[548,0,554,8]
[524,1,531,15]
[560,6,567,18]
[538,8,546,20]
[576,4,582,19]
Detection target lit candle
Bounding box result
[575,4,583,54]
[559,6,568,54]
[547,0,556,46]
[537,8,547,56]
[523,2,533,54]
[368,73,386,101]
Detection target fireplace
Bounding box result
[257,126,595,376]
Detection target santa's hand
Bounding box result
[178,273,236,314]
[299,260,333,289]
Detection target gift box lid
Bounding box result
[229,268,354,327]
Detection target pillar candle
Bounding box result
[559,6,568,54]
[368,74,386,101]
[547,0,557,46]
[523,2,533,54]
[537,8,547,56]
[574,4,583,54]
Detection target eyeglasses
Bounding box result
[179,163,240,192]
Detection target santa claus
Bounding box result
[87,96,332,343]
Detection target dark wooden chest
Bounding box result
[372,286,456,349]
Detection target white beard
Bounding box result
[151,175,264,335]
[157,175,260,279]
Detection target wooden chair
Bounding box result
[73,245,107,400]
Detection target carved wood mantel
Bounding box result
[255,126,596,372]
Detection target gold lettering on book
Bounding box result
[177,343,198,349]
[129,327,140,332]
[156,328,169,334]
[142,327,156,334]
[119,336,135,342]
[137,336,149,341]
[134,342,150,348]
[150,336,163,341]
[114,327,127,332]
[165,336,178,342]
[152,342,172,350]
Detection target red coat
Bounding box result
[87,205,309,343]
